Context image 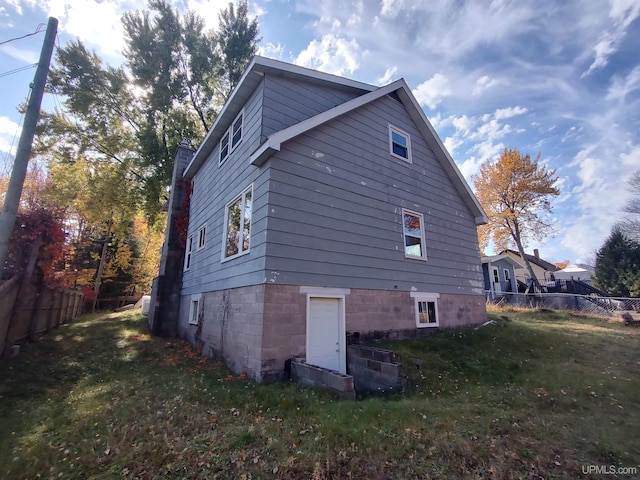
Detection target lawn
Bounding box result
[1,308,638,479]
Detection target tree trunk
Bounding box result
[512,222,542,292]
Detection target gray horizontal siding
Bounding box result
[181,79,269,295]
[261,75,363,138]
[263,93,483,295]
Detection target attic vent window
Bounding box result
[389,125,412,162]
[219,110,244,165]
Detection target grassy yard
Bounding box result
[1,308,639,479]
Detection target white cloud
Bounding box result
[380,0,405,18]
[582,0,640,76]
[258,42,284,59]
[606,65,640,102]
[376,66,397,85]
[4,0,23,15]
[0,43,38,63]
[472,75,499,96]
[295,34,362,76]
[188,0,224,30]
[494,106,528,120]
[41,0,142,60]
[412,73,451,110]
[0,116,21,156]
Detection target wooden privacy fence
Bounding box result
[0,276,84,357]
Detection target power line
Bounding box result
[0,63,37,78]
[0,23,47,46]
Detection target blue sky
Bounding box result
[1,0,639,265]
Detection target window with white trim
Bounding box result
[219,133,230,163]
[222,185,253,260]
[389,125,412,162]
[184,235,193,271]
[188,293,202,325]
[219,110,244,165]
[231,113,243,148]
[503,269,510,282]
[411,292,439,328]
[197,224,207,250]
[402,209,426,260]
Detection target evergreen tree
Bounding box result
[593,228,640,297]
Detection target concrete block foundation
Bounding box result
[179,284,486,382]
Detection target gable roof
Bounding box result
[184,56,375,179]
[184,56,488,226]
[481,254,525,268]
[502,249,559,272]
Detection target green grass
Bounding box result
[1,308,639,479]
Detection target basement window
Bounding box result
[188,293,201,325]
[410,292,439,328]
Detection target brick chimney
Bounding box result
[533,248,540,259]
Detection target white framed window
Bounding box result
[184,235,193,271]
[503,269,510,282]
[222,185,253,261]
[402,209,427,260]
[188,293,202,325]
[197,224,207,250]
[219,110,244,165]
[219,133,230,163]
[231,112,243,148]
[410,292,439,328]
[389,125,412,162]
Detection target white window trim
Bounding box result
[219,131,230,164]
[197,224,207,251]
[231,109,244,150]
[410,292,440,328]
[503,269,510,281]
[219,109,244,166]
[221,184,253,263]
[402,208,427,261]
[188,293,202,325]
[389,124,412,163]
[183,235,193,271]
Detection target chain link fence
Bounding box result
[487,292,640,318]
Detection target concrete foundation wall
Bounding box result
[180,284,486,382]
[347,345,405,393]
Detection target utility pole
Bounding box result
[0,17,58,276]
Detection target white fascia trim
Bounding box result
[395,85,489,226]
[300,286,351,296]
[251,80,405,167]
[253,56,377,92]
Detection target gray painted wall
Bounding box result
[263,94,483,295]
[182,74,484,300]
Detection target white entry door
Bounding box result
[307,297,345,373]
[492,267,502,294]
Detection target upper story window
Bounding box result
[197,224,207,250]
[389,125,412,162]
[184,235,193,271]
[402,209,426,260]
[222,185,253,261]
[219,110,244,165]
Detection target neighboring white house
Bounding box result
[554,263,595,284]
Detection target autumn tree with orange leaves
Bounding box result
[473,148,560,291]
